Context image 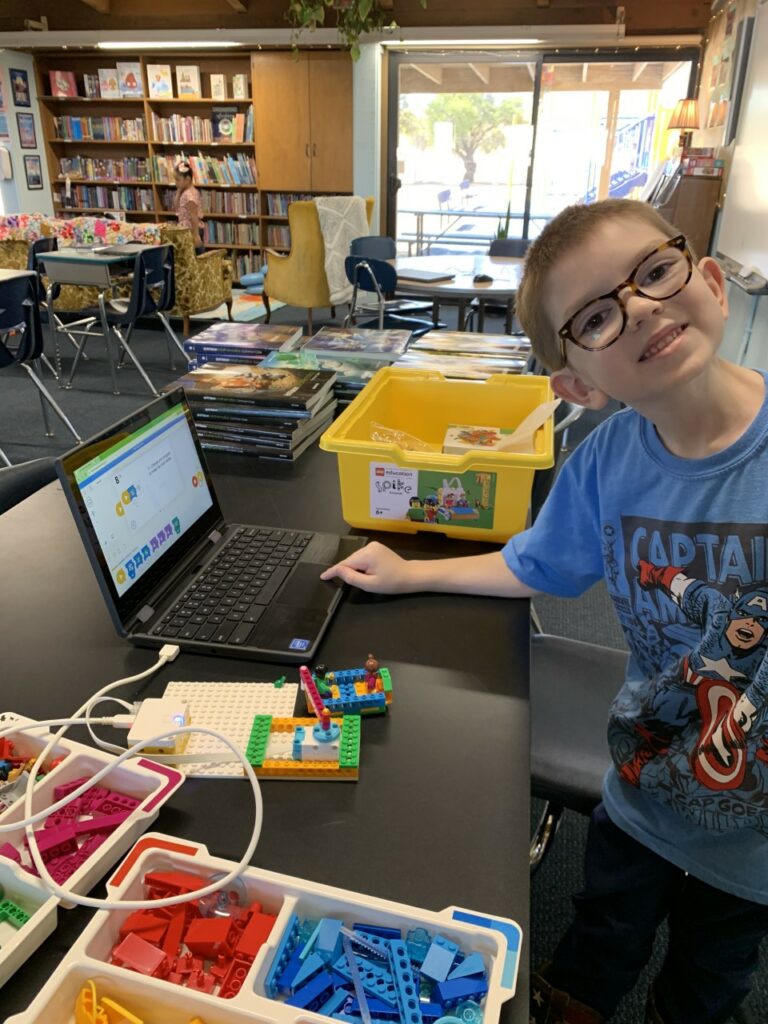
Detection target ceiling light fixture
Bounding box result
[97,40,242,50]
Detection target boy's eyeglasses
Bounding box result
[557,234,693,365]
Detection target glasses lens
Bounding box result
[571,298,624,350]
[634,245,689,299]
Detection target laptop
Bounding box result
[55,389,367,663]
[396,269,456,283]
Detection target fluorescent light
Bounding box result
[97,40,242,49]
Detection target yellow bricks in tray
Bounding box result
[320,368,554,543]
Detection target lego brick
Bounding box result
[320,988,352,1018]
[316,917,344,962]
[285,969,337,1010]
[291,951,326,991]
[264,911,300,998]
[420,935,459,983]
[162,681,298,777]
[434,976,489,1005]
[447,952,485,980]
[184,916,234,958]
[235,909,276,961]
[220,956,252,999]
[333,950,397,1007]
[405,927,432,966]
[162,906,188,959]
[143,870,208,895]
[276,944,307,995]
[0,898,30,928]
[246,715,273,768]
[339,716,361,770]
[350,996,400,1020]
[354,925,402,940]
[388,939,423,1024]
[419,1002,445,1022]
[112,932,169,977]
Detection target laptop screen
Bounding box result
[57,390,223,627]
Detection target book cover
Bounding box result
[212,106,238,142]
[49,70,78,98]
[83,73,101,98]
[116,62,143,98]
[199,411,333,462]
[176,65,202,99]
[409,331,531,358]
[98,68,120,99]
[185,322,303,352]
[232,74,248,99]
[393,352,525,381]
[175,362,336,410]
[147,64,173,98]
[210,74,226,100]
[303,326,412,362]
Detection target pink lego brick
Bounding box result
[75,811,132,836]
[94,792,140,815]
[30,825,77,863]
[0,842,21,864]
[52,777,89,802]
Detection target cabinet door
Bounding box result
[251,53,311,191]
[308,53,353,192]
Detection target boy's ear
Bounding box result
[550,367,611,410]
[697,255,729,319]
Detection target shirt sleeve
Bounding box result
[501,436,605,597]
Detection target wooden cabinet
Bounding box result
[654,174,722,257]
[252,52,352,192]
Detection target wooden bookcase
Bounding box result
[34,51,353,284]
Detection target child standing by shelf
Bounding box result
[173,161,204,253]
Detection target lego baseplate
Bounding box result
[246,715,361,781]
[161,682,298,778]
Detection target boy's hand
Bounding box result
[320,541,416,595]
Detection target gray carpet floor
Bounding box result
[1,298,765,1022]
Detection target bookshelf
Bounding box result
[34,51,353,285]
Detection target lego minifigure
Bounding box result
[364,654,379,692]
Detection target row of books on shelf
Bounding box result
[152,152,257,186]
[57,156,152,181]
[54,185,154,212]
[166,189,259,215]
[266,225,291,247]
[232,253,263,280]
[264,193,316,215]
[48,65,250,102]
[150,108,253,144]
[52,116,146,142]
[203,222,260,245]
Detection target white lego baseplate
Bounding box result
[161,681,298,778]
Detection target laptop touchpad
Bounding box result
[275,562,344,609]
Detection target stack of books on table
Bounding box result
[393,330,531,380]
[169,362,337,462]
[183,322,303,369]
[300,326,412,408]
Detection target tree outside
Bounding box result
[400,93,526,183]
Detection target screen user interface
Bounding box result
[74,403,213,597]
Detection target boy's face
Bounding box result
[545,217,728,410]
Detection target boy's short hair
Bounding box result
[517,199,687,370]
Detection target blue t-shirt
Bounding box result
[503,369,768,904]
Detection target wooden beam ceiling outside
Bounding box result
[467,63,490,85]
[410,63,443,85]
[223,0,247,10]
[398,61,668,95]
[79,0,109,12]
[632,61,648,81]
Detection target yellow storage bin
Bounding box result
[320,368,555,543]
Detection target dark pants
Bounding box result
[547,804,768,1024]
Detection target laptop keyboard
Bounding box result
[151,526,313,646]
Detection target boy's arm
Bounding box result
[319,541,538,599]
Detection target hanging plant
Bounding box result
[286,0,427,61]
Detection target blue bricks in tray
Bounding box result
[262,914,490,1023]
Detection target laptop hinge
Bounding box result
[136,604,155,624]
[208,528,222,544]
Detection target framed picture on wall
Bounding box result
[16,112,36,149]
[24,154,43,189]
[10,68,31,107]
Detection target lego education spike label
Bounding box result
[370,463,497,530]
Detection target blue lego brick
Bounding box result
[316,917,344,963]
[350,997,400,1020]
[275,945,307,996]
[300,920,323,960]
[420,936,459,983]
[419,1002,445,1022]
[353,924,402,940]
[388,939,423,1024]
[292,725,306,761]
[319,988,352,1018]
[264,912,300,998]
[450,909,522,993]
[292,951,326,992]
[286,970,337,1010]
[351,928,396,958]
[405,927,433,967]
[447,953,485,980]
[334,950,398,1007]
[331,1016,362,1023]
[434,977,489,1007]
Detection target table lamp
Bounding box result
[668,98,701,150]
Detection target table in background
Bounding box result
[0,445,531,1023]
[0,268,35,283]
[398,208,507,256]
[395,254,524,332]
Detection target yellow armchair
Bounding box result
[158,225,233,337]
[264,197,374,332]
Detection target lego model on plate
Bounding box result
[303,327,412,362]
[307,657,393,716]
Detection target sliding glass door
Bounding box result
[387,49,697,253]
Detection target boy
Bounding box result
[320,199,768,1024]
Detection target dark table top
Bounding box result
[0,445,530,1021]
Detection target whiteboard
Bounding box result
[715,1,768,278]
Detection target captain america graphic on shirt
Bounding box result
[605,517,768,835]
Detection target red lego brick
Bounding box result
[119,911,170,944]
[184,916,234,959]
[220,957,252,999]
[162,907,187,959]
[112,932,170,977]
[143,869,207,895]
[235,910,276,962]
[188,969,217,993]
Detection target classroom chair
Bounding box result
[66,245,183,397]
[343,256,433,338]
[0,274,82,457]
[349,235,438,322]
[0,457,57,512]
[464,236,531,333]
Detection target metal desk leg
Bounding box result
[46,284,63,385]
[25,361,82,443]
[458,298,467,331]
[99,292,120,395]
[478,299,486,333]
[112,323,159,397]
[505,299,514,336]
[34,359,54,437]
